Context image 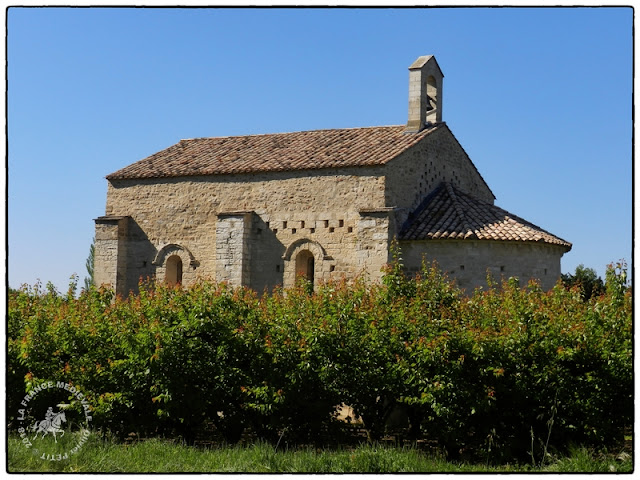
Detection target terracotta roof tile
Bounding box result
[106,124,441,180]
[400,183,572,249]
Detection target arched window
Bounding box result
[166,255,183,286]
[282,239,329,290]
[295,250,315,286]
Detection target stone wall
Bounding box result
[99,166,388,294]
[400,239,566,292]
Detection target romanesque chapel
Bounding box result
[94,55,571,296]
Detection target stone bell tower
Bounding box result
[405,55,444,132]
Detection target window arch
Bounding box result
[165,255,183,286]
[282,238,332,289]
[152,243,198,287]
[153,243,198,268]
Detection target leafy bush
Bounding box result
[8,260,631,462]
[561,264,605,301]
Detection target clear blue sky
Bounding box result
[8,6,633,291]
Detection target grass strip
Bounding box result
[7,435,633,473]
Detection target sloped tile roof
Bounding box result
[106,124,442,180]
[400,183,571,249]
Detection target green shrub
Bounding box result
[8,259,631,462]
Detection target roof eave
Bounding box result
[400,236,572,251]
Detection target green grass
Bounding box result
[7,434,633,473]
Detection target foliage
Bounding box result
[605,260,629,304]
[561,264,605,301]
[8,259,632,462]
[83,238,95,292]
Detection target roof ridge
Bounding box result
[445,182,476,239]
[399,182,447,234]
[180,124,408,142]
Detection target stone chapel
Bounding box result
[94,55,571,296]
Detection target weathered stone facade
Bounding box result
[101,166,397,293]
[95,55,571,296]
[401,240,567,291]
